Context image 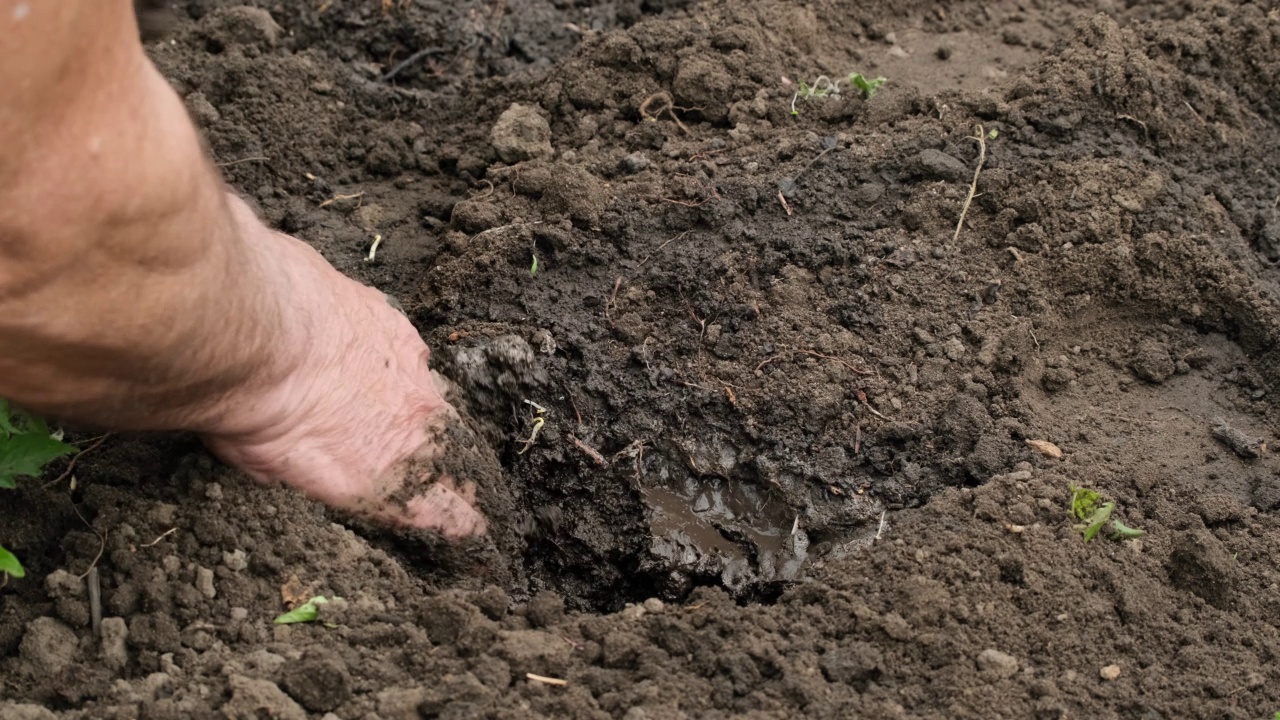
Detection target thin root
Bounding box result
[44,434,111,488]
[70,503,107,581]
[216,155,267,168]
[570,436,607,466]
[526,673,568,687]
[638,231,690,268]
[318,191,365,208]
[639,92,690,134]
[139,527,178,548]
[605,277,622,327]
[777,190,793,216]
[952,124,987,244]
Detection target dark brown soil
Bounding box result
[6,0,1280,717]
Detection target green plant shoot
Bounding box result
[1109,520,1146,539]
[530,254,539,275]
[1069,485,1101,521]
[1070,485,1144,542]
[0,399,78,579]
[0,546,25,579]
[0,399,77,490]
[848,72,887,98]
[1079,502,1114,542]
[273,595,336,625]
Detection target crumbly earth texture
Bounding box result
[5,0,1280,717]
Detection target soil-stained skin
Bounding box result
[4,0,1280,718]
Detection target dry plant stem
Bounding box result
[639,92,689,134]
[44,433,112,488]
[952,124,987,244]
[526,673,568,686]
[71,502,107,580]
[318,191,364,208]
[381,46,446,81]
[860,398,891,421]
[87,567,102,637]
[215,154,267,165]
[638,230,690,267]
[140,527,178,548]
[569,435,607,466]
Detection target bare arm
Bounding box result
[0,0,297,431]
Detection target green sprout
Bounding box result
[273,595,339,625]
[1070,485,1144,542]
[847,72,887,98]
[0,399,78,580]
[790,72,887,115]
[0,546,25,579]
[530,253,539,275]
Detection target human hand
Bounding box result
[199,198,487,538]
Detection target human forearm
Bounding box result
[0,1,297,430]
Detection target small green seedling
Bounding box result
[530,253,539,275]
[847,72,887,98]
[273,595,337,625]
[1109,520,1145,540]
[0,399,77,490]
[1070,485,1144,542]
[987,128,999,140]
[790,72,887,115]
[0,399,77,580]
[0,546,25,579]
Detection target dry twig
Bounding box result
[216,155,267,167]
[318,191,364,208]
[639,92,690,134]
[952,124,987,244]
[638,231,690,267]
[45,433,111,488]
[139,527,178,548]
[777,190,793,216]
[570,436,607,466]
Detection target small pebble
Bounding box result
[1100,664,1121,681]
[642,598,665,614]
[223,549,249,572]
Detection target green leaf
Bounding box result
[530,254,539,275]
[1077,502,1114,542]
[0,431,78,489]
[1109,520,1145,540]
[274,595,332,625]
[1069,485,1101,521]
[0,544,25,578]
[848,73,887,98]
